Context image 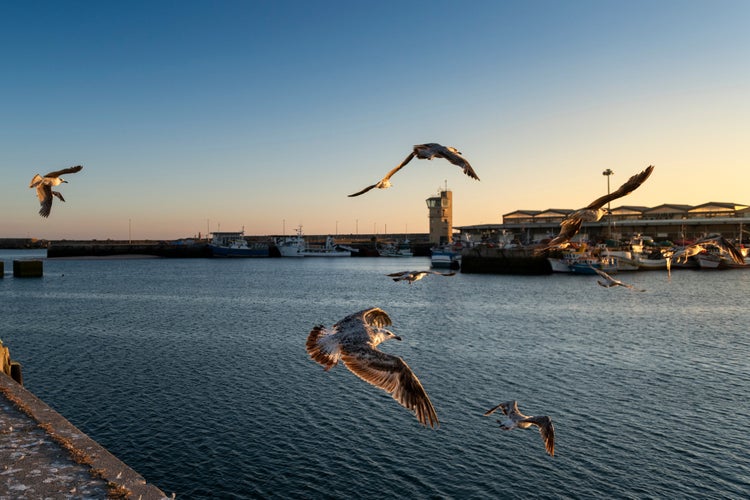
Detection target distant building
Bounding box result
[426,189,452,245]
[456,201,750,244]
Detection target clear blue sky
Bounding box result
[2,0,748,239]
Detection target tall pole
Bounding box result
[602,169,614,239]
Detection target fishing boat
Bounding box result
[379,239,413,257]
[209,231,269,257]
[431,244,461,269]
[276,227,356,257]
[569,256,618,275]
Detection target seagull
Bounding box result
[386,270,456,284]
[484,400,555,456]
[537,165,655,253]
[671,234,745,266]
[348,143,479,197]
[29,165,83,217]
[591,267,645,291]
[306,307,439,428]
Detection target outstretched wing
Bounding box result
[341,347,439,428]
[43,165,83,178]
[483,401,510,417]
[306,325,342,371]
[585,165,654,210]
[37,184,53,217]
[358,307,393,329]
[528,415,555,457]
[348,152,416,197]
[436,146,480,180]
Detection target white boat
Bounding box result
[379,239,413,257]
[604,250,640,272]
[276,227,355,257]
[431,244,461,269]
[636,249,669,270]
[208,231,269,257]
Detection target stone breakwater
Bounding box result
[0,342,169,499]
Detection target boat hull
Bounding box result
[209,245,268,258]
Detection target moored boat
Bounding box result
[209,231,269,257]
[276,227,355,257]
[379,239,413,257]
[431,244,461,269]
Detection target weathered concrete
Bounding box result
[12,261,43,278]
[0,373,169,499]
[460,245,553,274]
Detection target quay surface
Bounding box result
[0,373,168,499]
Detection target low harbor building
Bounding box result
[456,201,750,245]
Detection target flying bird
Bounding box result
[386,270,456,284]
[348,143,479,197]
[671,234,745,266]
[29,165,83,217]
[484,400,555,456]
[306,307,439,428]
[537,165,655,253]
[591,267,645,291]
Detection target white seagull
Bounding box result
[29,165,83,217]
[386,270,456,284]
[484,400,555,456]
[348,143,479,197]
[537,165,654,253]
[306,307,439,428]
[591,267,646,292]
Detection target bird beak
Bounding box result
[62,180,68,183]
[393,335,402,341]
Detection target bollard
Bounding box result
[13,259,43,277]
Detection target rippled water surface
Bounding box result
[2,250,749,498]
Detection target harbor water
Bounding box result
[1,250,749,498]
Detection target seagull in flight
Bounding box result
[386,270,456,284]
[348,143,479,197]
[484,400,555,456]
[591,267,645,292]
[537,165,654,253]
[671,234,745,266]
[306,307,439,428]
[29,165,83,218]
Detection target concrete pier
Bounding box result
[0,371,168,499]
[460,245,553,274]
[12,260,43,278]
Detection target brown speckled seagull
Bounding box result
[29,165,83,217]
[484,400,555,456]
[386,270,456,284]
[306,307,439,428]
[537,165,654,253]
[348,143,479,197]
[592,267,646,292]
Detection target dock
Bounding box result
[1,343,168,499]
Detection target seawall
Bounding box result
[460,246,552,274]
[0,342,168,499]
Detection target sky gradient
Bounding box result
[2,0,749,240]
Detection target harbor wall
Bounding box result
[0,341,167,498]
[460,246,552,275]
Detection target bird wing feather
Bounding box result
[584,165,654,210]
[306,325,342,371]
[437,147,480,180]
[483,401,511,417]
[341,348,439,428]
[347,152,416,197]
[359,307,393,329]
[37,184,53,217]
[527,415,555,456]
[44,165,83,178]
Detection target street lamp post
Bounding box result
[602,169,614,239]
